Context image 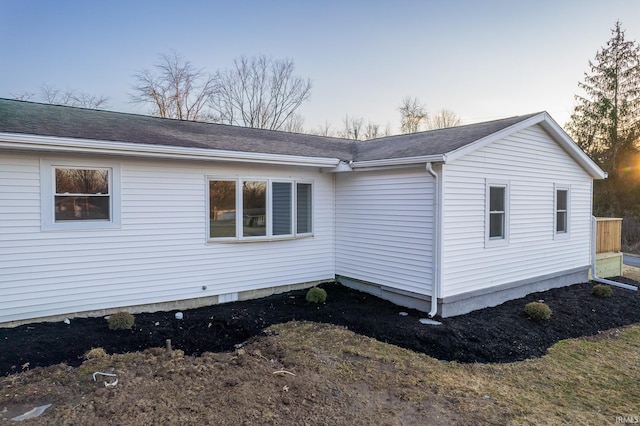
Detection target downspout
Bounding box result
[591,216,637,291]
[426,163,441,317]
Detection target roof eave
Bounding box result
[0,132,341,168]
[350,154,446,170]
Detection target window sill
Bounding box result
[484,238,509,248]
[42,221,121,231]
[207,234,314,244]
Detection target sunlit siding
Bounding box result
[0,153,335,323]
[335,168,434,296]
[440,125,593,298]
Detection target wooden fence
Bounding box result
[596,217,622,254]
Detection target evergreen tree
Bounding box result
[567,21,640,216]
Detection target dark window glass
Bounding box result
[54,168,110,221]
[210,180,236,238]
[272,182,292,235]
[243,181,266,237]
[297,183,312,234]
[489,186,505,239]
[556,189,568,233]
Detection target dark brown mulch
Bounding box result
[1,278,639,376]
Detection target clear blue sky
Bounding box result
[1,0,639,133]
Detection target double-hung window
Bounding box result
[555,185,570,237]
[209,178,312,241]
[41,160,121,230]
[485,180,509,246]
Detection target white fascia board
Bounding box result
[350,154,446,170]
[0,132,341,168]
[444,112,607,180]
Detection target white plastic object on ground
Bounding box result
[419,318,442,325]
[11,404,52,421]
[92,371,117,381]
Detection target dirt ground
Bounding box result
[1,277,639,424]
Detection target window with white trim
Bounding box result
[555,185,570,237]
[485,180,509,245]
[208,178,312,240]
[40,160,121,230]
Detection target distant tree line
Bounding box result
[12,51,462,138]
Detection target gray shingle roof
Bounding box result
[0,98,541,162]
[0,99,356,160]
[353,113,541,161]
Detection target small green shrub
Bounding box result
[524,302,552,321]
[84,347,107,360]
[592,284,613,298]
[306,287,327,303]
[107,311,135,330]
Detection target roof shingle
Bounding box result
[0,98,540,162]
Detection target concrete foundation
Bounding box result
[1,280,328,328]
[338,266,590,318]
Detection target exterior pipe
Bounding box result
[591,216,637,291]
[426,162,441,317]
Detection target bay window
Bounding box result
[209,178,312,240]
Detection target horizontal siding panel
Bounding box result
[335,168,434,296]
[441,125,593,298]
[0,153,336,323]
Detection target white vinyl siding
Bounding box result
[441,125,593,298]
[335,168,435,296]
[1,154,334,324]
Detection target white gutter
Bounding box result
[351,154,446,170]
[426,162,441,317]
[0,132,341,168]
[591,216,637,291]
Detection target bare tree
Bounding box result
[281,113,305,133]
[338,115,388,140]
[427,109,462,130]
[131,51,216,120]
[10,92,35,101]
[12,85,108,109]
[399,96,427,133]
[310,121,334,137]
[339,115,365,140]
[211,55,312,130]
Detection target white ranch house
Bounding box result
[0,99,606,325]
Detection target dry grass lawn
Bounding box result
[2,321,639,425]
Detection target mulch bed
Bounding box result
[2,278,639,376]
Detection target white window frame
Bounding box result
[554,184,570,239]
[485,180,509,247]
[207,177,313,242]
[40,159,121,231]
